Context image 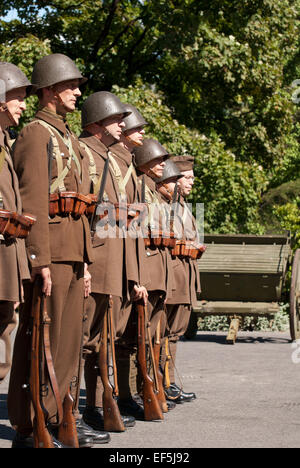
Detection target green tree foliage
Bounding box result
[114,81,268,234]
[0,0,299,236]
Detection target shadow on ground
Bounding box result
[181,332,291,346]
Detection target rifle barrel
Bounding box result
[47,137,54,194]
[90,153,110,231]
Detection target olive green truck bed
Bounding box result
[189,234,298,344]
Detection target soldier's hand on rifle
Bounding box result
[84,263,92,298]
[132,284,148,305]
[31,266,52,297]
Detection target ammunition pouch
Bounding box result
[49,192,95,219]
[144,229,177,249]
[89,201,147,228]
[0,209,36,239]
[171,239,206,259]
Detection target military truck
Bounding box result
[185,233,299,344]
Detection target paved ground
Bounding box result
[1,330,300,448]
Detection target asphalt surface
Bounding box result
[1,330,300,449]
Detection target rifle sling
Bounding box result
[42,306,64,426]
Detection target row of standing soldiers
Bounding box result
[0,53,203,448]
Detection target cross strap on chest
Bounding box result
[27,119,82,193]
[108,151,136,198]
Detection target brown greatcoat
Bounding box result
[79,136,149,409]
[160,193,190,306]
[0,130,30,302]
[176,195,201,307]
[12,108,93,268]
[139,173,174,299]
[0,130,30,382]
[80,134,149,299]
[8,108,93,432]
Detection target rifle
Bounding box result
[98,296,125,432]
[57,294,83,448]
[47,136,54,195]
[29,277,54,448]
[169,181,178,234]
[141,175,146,204]
[57,386,79,448]
[136,300,164,421]
[153,320,168,413]
[90,153,110,231]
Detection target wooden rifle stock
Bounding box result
[58,387,79,448]
[136,300,164,421]
[98,296,125,432]
[29,278,54,448]
[154,321,168,413]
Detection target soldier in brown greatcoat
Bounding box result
[110,105,174,414]
[78,91,149,428]
[133,138,175,329]
[0,63,32,384]
[132,139,177,411]
[7,54,107,448]
[172,155,201,309]
[158,157,200,404]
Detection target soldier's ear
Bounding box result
[0,102,8,112]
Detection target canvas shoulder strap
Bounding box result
[27,119,81,193]
[108,151,134,197]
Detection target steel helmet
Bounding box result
[0,62,33,98]
[81,91,131,128]
[133,138,169,168]
[155,159,184,184]
[31,53,87,91]
[123,104,148,133]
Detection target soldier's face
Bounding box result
[53,79,81,113]
[102,114,125,141]
[125,126,145,146]
[178,170,195,196]
[147,157,166,178]
[4,86,27,126]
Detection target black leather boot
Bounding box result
[166,400,177,411]
[117,397,145,421]
[165,384,194,404]
[76,418,110,445]
[171,383,196,401]
[11,431,69,449]
[83,406,135,432]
